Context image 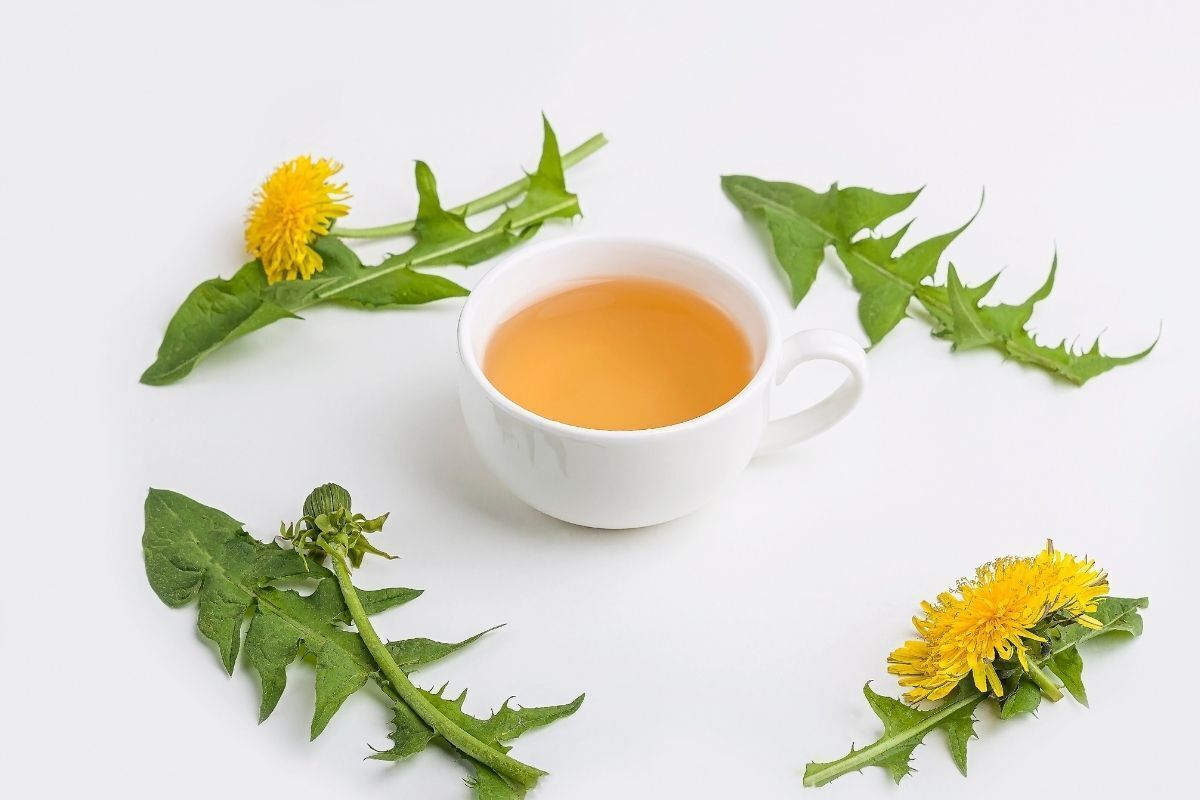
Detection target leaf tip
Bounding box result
[719,174,748,200]
[139,361,178,386]
[958,191,985,233]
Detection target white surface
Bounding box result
[2,1,1196,797]
[458,236,867,528]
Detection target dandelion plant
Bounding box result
[722,176,1156,384]
[803,542,1147,787]
[141,117,606,385]
[143,483,583,797]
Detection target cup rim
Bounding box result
[457,234,780,440]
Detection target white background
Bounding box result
[2,1,1197,797]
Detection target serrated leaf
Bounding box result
[142,117,587,385]
[999,679,1041,719]
[324,117,576,310]
[943,264,1000,350]
[1047,647,1088,706]
[862,688,929,782]
[723,174,971,342]
[390,160,532,268]
[977,256,1056,337]
[142,489,418,738]
[369,701,436,762]
[421,686,586,755]
[918,268,1000,334]
[353,585,424,619]
[722,176,920,305]
[1004,331,1156,386]
[941,700,978,777]
[835,210,975,344]
[919,254,1155,384]
[144,489,305,666]
[725,175,1154,382]
[385,625,502,671]
[494,115,581,226]
[478,693,587,747]
[803,684,983,788]
[371,686,584,770]
[467,765,525,800]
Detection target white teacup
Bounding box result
[457,236,868,529]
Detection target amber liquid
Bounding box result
[483,277,756,431]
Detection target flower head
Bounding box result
[1031,543,1109,628]
[278,483,393,569]
[888,541,1108,703]
[245,156,350,283]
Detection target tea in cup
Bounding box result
[457,236,868,528]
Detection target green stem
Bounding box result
[913,285,949,321]
[327,553,544,789]
[1025,661,1064,702]
[802,692,983,788]
[331,133,607,240]
[309,195,578,306]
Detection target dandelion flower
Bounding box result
[245,156,350,283]
[1032,542,1109,628]
[888,541,1109,703]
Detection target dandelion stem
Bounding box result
[312,195,579,303]
[802,691,985,788]
[331,133,608,239]
[326,550,544,789]
[1026,662,1064,702]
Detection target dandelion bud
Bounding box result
[303,483,352,519]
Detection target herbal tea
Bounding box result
[483,277,756,430]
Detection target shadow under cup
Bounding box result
[457,237,779,529]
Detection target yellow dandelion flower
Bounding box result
[888,542,1109,704]
[245,156,350,284]
[887,599,958,700]
[1032,540,1109,628]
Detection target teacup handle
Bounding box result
[756,329,869,455]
